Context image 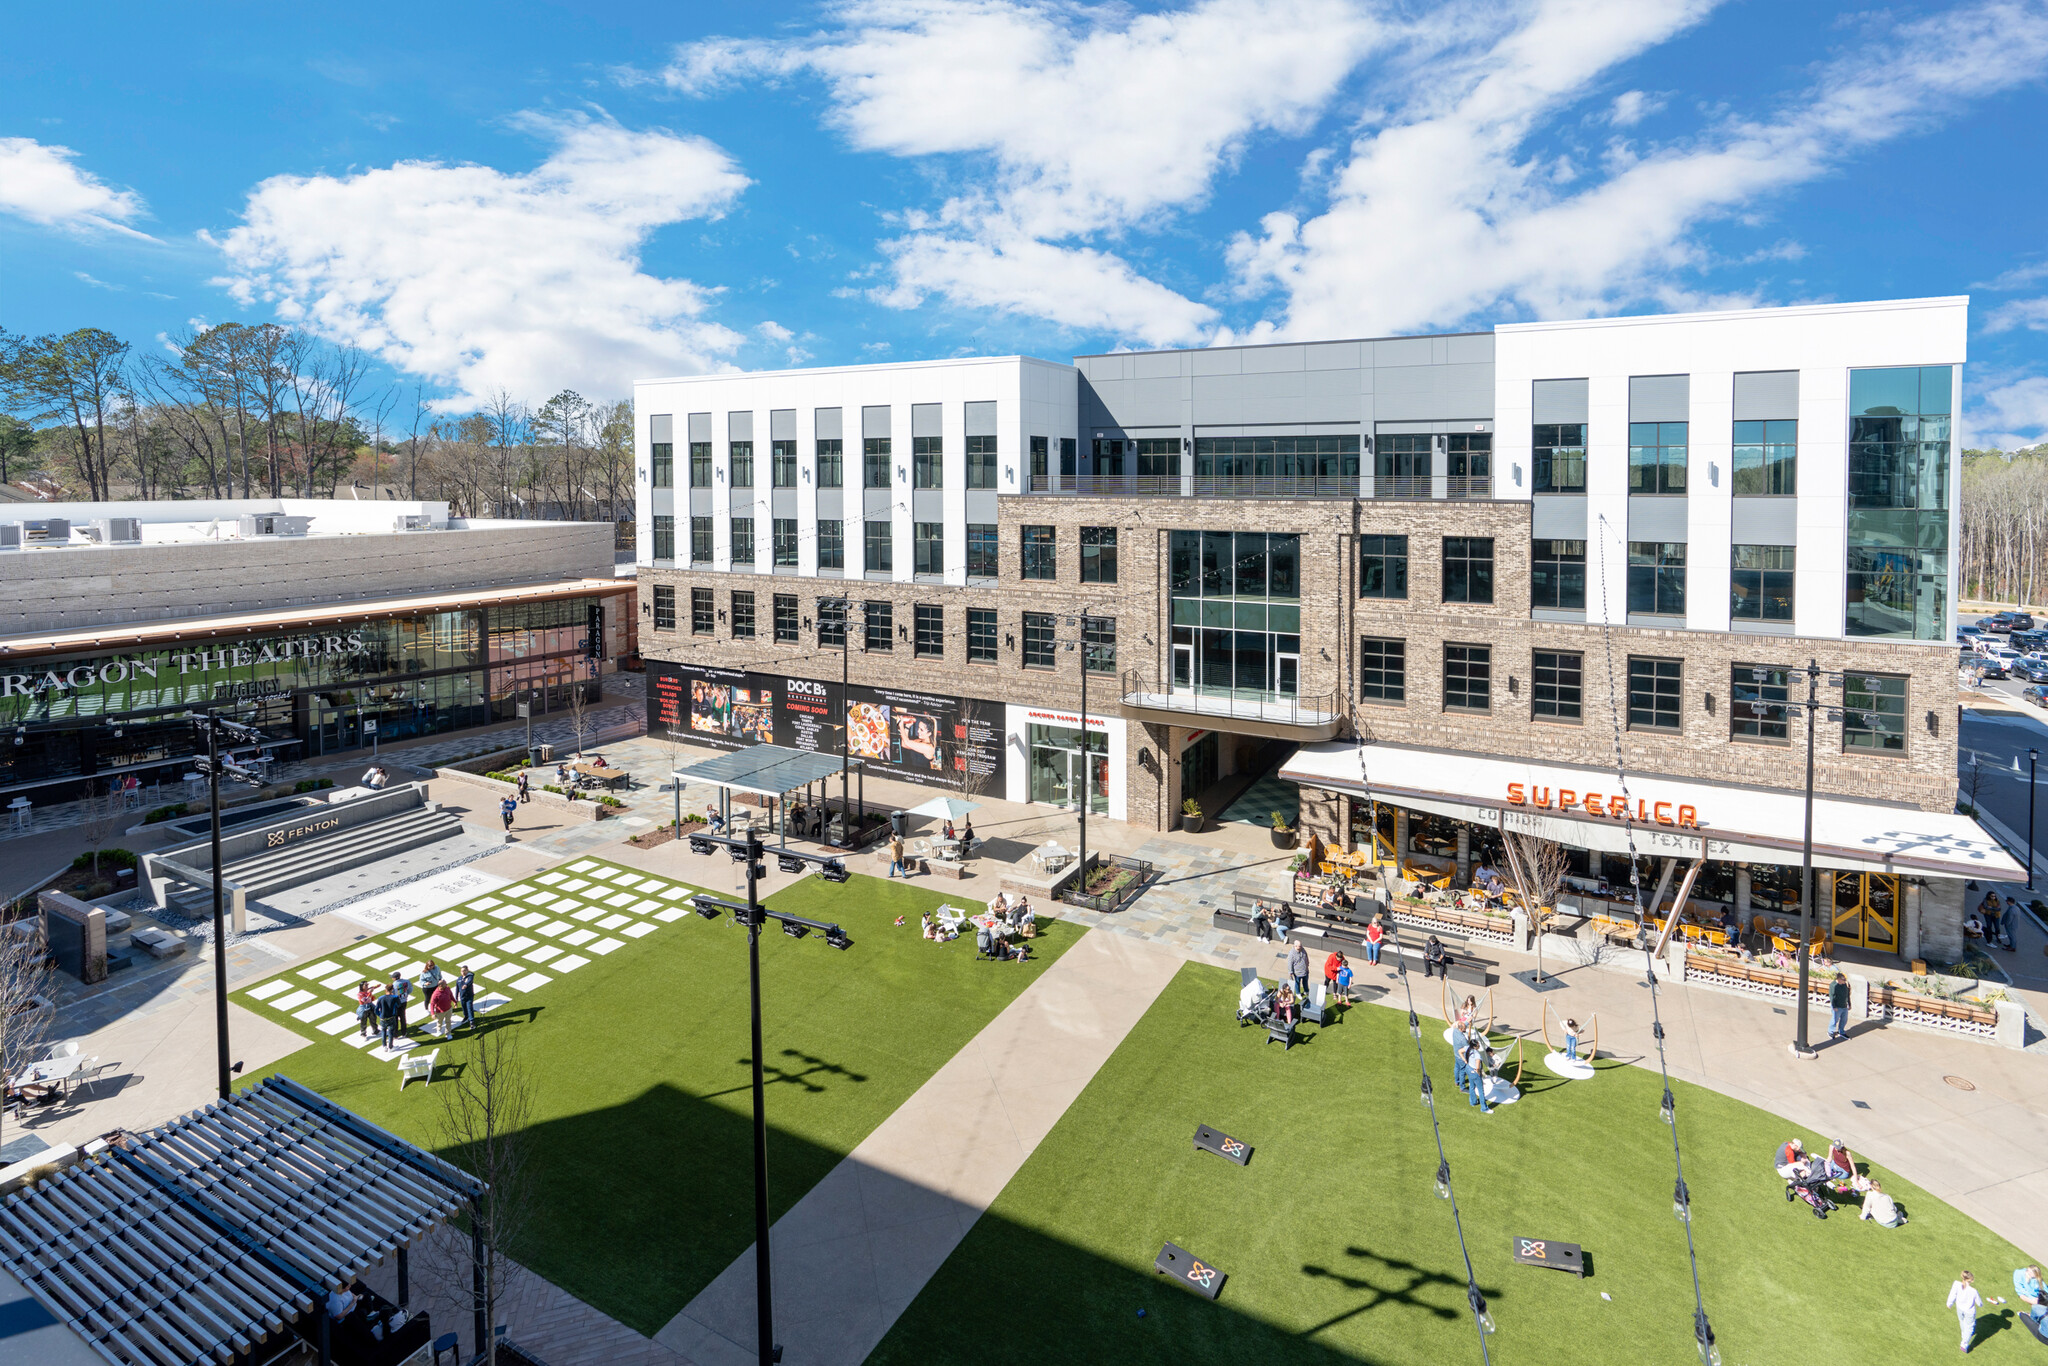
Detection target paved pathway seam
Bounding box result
[654,928,1186,1366]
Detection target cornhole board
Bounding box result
[1156,1242,1226,1300]
[1512,1236,1585,1278]
[1194,1124,1252,1167]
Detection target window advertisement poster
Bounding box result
[645,660,1007,794]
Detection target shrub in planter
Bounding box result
[70,848,138,870]
[1181,798,1203,833]
[143,804,187,824]
[1270,812,1296,849]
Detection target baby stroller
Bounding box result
[1237,968,1275,1027]
[1785,1168,1838,1219]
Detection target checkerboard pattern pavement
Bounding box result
[234,856,706,1061]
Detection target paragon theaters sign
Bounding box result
[1506,782,1699,829]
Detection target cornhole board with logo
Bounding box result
[1512,1236,1585,1278]
[1193,1124,1252,1167]
[1155,1243,1226,1301]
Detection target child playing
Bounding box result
[1335,959,1354,1003]
[1564,1018,1581,1061]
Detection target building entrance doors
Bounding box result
[1831,872,1900,951]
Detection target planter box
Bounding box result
[1384,897,1514,945]
[1681,954,1832,1004]
[1870,984,1998,1036]
[1059,853,1155,914]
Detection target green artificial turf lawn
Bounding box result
[871,960,2037,1366]
[237,864,1071,1336]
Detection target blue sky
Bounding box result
[6,0,2048,445]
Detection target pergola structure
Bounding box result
[673,744,868,844]
[0,1075,487,1366]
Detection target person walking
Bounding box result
[500,795,517,833]
[888,833,907,878]
[426,979,457,1039]
[373,985,402,1050]
[455,965,477,1033]
[1949,1271,1983,1352]
[1828,973,1851,1041]
[517,770,531,803]
[1287,940,1311,1002]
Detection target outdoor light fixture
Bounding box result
[1750,666,1768,683]
[1418,1075,1433,1107]
[1673,1178,1692,1223]
[692,897,722,920]
[1467,1285,1495,1335]
[819,859,849,883]
[690,835,715,856]
[778,854,806,874]
[1660,1089,1676,1125]
[1408,1010,1421,1041]
[1434,1161,1451,1200]
[781,920,811,940]
[824,926,852,951]
[1750,701,1768,717]
[1701,692,1712,715]
[1696,1311,1723,1366]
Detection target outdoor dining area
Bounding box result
[4,1042,109,1119]
[672,744,880,848]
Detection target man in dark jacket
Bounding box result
[455,966,477,1032]
[373,987,403,1049]
[1828,973,1852,1041]
[1424,936,1447,979]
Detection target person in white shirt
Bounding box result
[326,1285,358,1320]
[1948,1271,1983,1353]
[1859,1181,1904,1228]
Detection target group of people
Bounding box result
[1948,1264,2048,1353]
[1773,1137,1904,1228]
[977,893,1036,961]
[1966,889,2018,950]
[354,959,477,1047]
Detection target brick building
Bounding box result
[634,297,2017,964]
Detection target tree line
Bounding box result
[0,323,634,523]
[1961,446,2048,607]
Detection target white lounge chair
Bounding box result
[398,1049,439,1089]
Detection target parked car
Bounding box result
[2026,684,2048,707]
[2017,659,2048,684]
[2012,612,2038,631]
[2011,630,2048,653]
[1977,656,2010,679]
[1978,615,2012,633]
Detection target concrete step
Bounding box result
[220,808,464,898]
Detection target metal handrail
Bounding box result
[1020,474,1493,500]
[1119,670,1340,727]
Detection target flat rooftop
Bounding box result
[1,498,611,551]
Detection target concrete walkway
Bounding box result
[655,928,1186,1366]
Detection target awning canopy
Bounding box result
[674,744,858,797]
[1280,739,2023,881]
[0,1075,485,1366]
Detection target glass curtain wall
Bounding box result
[1167,530,1302,700]
[1847,366,1952,640]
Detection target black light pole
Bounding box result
[205,714,231,1100]
[2029,748,2039,891]
[1065,611,1104,881]
[1792,659,1819,1059]
[686,829,853,1366]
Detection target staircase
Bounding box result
[165,804,466,914]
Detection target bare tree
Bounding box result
[0,328,131,500]
[0,920,54,1150]
[566,665,593,759]
[431,1025,532,1366]
[77,786,124,878]
[1504,830,1572,984]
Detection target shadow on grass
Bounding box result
[699,1047,871,1099]
[1299,1247,1502,1337]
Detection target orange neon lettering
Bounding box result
[1559,789,1576,810]
[1608,796,1626,818]
[1654,802,1674,826]
[1532,786,1552,809]
[1677,805,1698,829]
[1584,792,1603,816]
[1507,783,1526,805]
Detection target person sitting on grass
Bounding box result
[1774,1138,1808,1181]
[1016,900,1037,937]
[2015,1265,2047,1328]
[1859,1180,1906,1228]
[1823,1139,1857,1187]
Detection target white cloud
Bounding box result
[74,271,122,290]
[661,0,1396,343]
[0,137,152,239]
[1608,89,1665,127]
[756,320,794,342]
[1972,372,2048,448]
[209,112,750,406]
[1985,298,2048,334]
[1229,0,2048,340]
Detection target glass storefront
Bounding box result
[1028,722,1108,815]
[1167,530,1302,702]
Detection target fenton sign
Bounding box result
[3,631,369,698]
[1506,783,1700,829]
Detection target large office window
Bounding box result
[651,442,673,489]
[1060,437,1077,478]
[1022,612,1056,668]
[967,608,997,663]
[1844,673,1907,754]
[1532,539,1586,611]
[1091,439,1125,477]
[771,439,797,488]
[864,600,892,652]
[773,518,798,568]
[1359,534,1408,599]
[690,587,714,635]
[1732,420,1796,495]
[864,521,892,573]
[652,514,675,562]
[730,441,754,488]
[967,524,997,579]
[1376,434,1430,482]
[1445,433,1491,480]
[689,516,712,564]
[817,520,844,570]
[1627,657,1682,731]
[1628,542,1686,616]
[1442,537,1494,604]
[1134,437,1179,479]
[816,438,843,488]
[1083,616,1116,673]
[1848,366,1952,641]
[817,598,846,648]
[773,593,798,643]
[1443,643,1491,713]
[1628,422,1688,494]
[967,434,997,488]
[1533,424,1586,493]
[914,522,944,576]
[651,585,675,631]
[731,591,755,640]
[913,435,943,489]
[863,437,891,488]
[914,604,944,658]
[1029,436,1048,486]
[1080,527,1118,584]
[1731,664,1789,742]
[1168,530,1303,701]
[1021,525,1056,581]
[731,517,755,565]
[1533,650,1582,721]
[1731,545,1793,622]
[1360,637,1405,703]
[1195,436,1358,481]
[689,441,712,488]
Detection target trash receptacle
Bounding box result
[536,744,554,763]
[890,810,909,839]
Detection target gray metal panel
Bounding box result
[1371,337,1432,366]
[1372,364,1494,421]
[688,412,712,442]
[1627,496,1690,542]
[1078,379,1115,429]
[1241,345,1306,373]
[816,489,842,519]
[1131,377,1186,406]
[769,408,796,441]
[1241,369,1306,400]
[1083,355,1131,381]
[815,407,843,440]
[1132,351,1183,379]
[729,410,754,441]
[1531,494,1587,539]
[862,405,891,439]
[650,414,673,444]
[1191,395,1243,424]
[1445,334,1495,363]
[965,491,999,523]
[649,488,674,518]
[1732,371,1800,421]
[1304,368,1365,398]
[730,487,756,512]
[1731,497,1798,545]
[863,488,894,517]
[689,488,712,517]
[964,400,998,436]
[771,489,797,519]
[912,402,942,438]
[1306,341,1361,370]
[1629,375,1690,422]
[1532,378,1589,425]
[1191,349,1243,376]
[912,490,945,522]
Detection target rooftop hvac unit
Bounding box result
[89,517,142,544]
[394,514,435,532]
[237,513,313,537]
[0,525,19,551]
[21,518,70,544]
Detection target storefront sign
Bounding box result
[1023,707,1110,733]
[1506,783,1698,828]
[3,631,368,698]
[266,815,341,848]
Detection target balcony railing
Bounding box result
[1024,473,1493,500]
[1118,670,1343,733]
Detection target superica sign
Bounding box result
[1506,783,1699,829]
[3,631,368,697]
